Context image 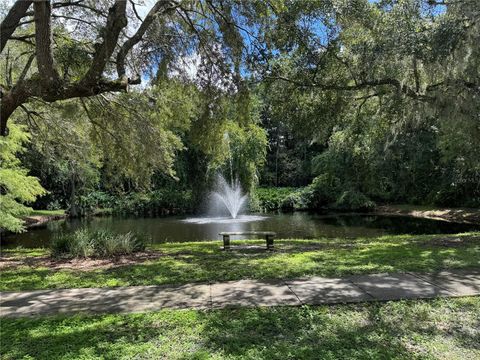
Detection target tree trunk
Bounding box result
[0,89,28,135]
[69,174,79,218]
[34,1,60,87]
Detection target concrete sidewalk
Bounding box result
[1,269,479,317]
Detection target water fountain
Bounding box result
[182,174,266,224]
[183,132,266,225]
[212,175,247,219]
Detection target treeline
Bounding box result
[1,0,479,232]
[259,113,480,210]
[258,0,480,209]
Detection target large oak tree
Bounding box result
[0,0,271,136]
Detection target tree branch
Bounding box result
[82,0,128,84]
[18,53,36,83]
[51,14,97,27]
[116,0,179,79]
[25,1,107,18]
[267,75,433,100]
[9,35,35,46]
[0,0,33,53]
[129,0,144,22]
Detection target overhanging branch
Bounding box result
[116,0,179,79]
[0,0,33,53]
[267,75,434,101]
[81,0,127,84]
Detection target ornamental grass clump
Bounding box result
[51,228,147,258]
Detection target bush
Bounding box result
[113,189,193,216]
[301,175,375,212]
[46,200,62,211]
[69,189,193,217]
[51,229,147,258]
[79,191,117,210]
[303,173,342,209]
[254,187,300,211]
[255,182,375,213]
[333,190,375,212]
[280,192,306,211]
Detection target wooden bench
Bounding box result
[219,231,276,250]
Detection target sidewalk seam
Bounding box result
[345,278,376,301]
[282,281,303,305]
[406,272,457,296]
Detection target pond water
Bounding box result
[3,212,480,248]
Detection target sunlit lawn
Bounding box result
[1,297,479,360]
[1,232,479,291]
[28,209,66,216]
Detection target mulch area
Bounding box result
[0,250,166,271]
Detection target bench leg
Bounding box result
[223,235,230,250]
[266,235,274,250]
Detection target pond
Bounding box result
[3,212,480,248]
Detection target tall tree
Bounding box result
[0,0,274,135]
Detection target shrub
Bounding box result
[80,191,117,210]
[51,229,147,258]
[51,228,94,258]
[46,200,62,211]
[333,190,375,212]
[280,191,306,211]
[254,187,300,211]
[303,173,342,209]
[113,190,193,216]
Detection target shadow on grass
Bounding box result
[84,240,480,283]
[2,298,479,359]
[1,239,479,291]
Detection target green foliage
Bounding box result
[187,89,267,198]
[70,189,193,217]
[76,191,116,212]
[112,190,193,216]
[300,173,375,212]
[0,124,46,232]
[223,121,268,192]
[303,173,342,209]
[82,79,198,189]
[51,229,146,258]
[280,191,306,211]
[254,187,300,211]
[334,190,375,212]
[257,0,480,208]
[2,0,478,215]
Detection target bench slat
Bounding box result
[219,231,276,236]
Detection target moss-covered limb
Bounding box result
[1,233,479,292]
[2,297,479,360]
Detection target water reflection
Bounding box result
[3,212,479,248]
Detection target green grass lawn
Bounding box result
[1,232,479,291]
[1,297,479,360]
[28,209,66,216]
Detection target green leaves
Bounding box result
[0,124,45,232]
